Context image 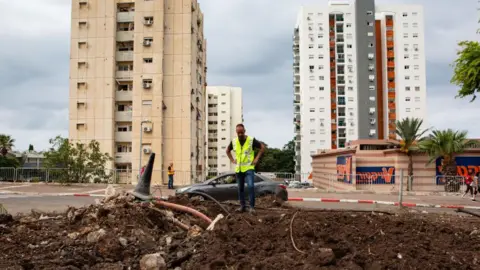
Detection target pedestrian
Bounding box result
[462,171,475,199]
[226,123,265,214]
[473,172,479,201]
[167,162,175,189]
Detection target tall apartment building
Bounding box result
[293,0,427,175]
[69,0,207,185]
[205,86,243,174]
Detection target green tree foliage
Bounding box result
[0,156,20,168]
[0,134,15,156]
[395,117,428,190]
[43,136,112,184]
[419,129,476,176]
[451,41,480,101]
[255,139,295,173]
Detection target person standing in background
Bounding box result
[167,163,175,189]
[462,171,475,200]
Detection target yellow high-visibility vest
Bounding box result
[233,136,255,173]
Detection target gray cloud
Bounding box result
[1,0,479,151]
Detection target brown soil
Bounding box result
[1,194,479,270]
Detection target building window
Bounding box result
[348,97,354,102]
[367,32,373,37]
[318,54,324,59]
[310,140,315,144]
[319,65,324,70]
[415,86,420,91]
[367,21,374,27]
[414,65,419,70]
[309,76,315,80]
[405,65,410,70]
[403,33,408,38]
[310,118,315,122]
[309,54,314,59]
[403,23,408,28]
[309,97,315,100]
[404,54,410,59]
[412,12,418,16]
[319,76,324,80]
[405,76,410,80]
[415,97,420,102]
[310,129,316,134]
[346,23,352,28]
[415,76,420,80]
[347,44,353,49]
[367,11,373,15]
[309,44,314,49]
[319,86,324,91]
[318,44,323,48]
[403,12,408,17]
[413,23,418,28]
[318,34,324,38]
[414,54,419,60]
[309,108,315,112]
[405,97,411,102]
[319,108,325,112]
[143,58,153,63]
[413,33,419,38]
[405,86,411,91]
[406,108,411,112]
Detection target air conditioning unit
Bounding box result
[369,130,376,137]
[144,20,153,26]
[143,82,152,89]
[143,40,151,46]
[143,126,152,132]
[368,53,374,60]
[143,148,151,154]
[368,65,374,71]
[370,118,376,125]
[369,107,376,115]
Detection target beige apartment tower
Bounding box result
[69,0,207,185]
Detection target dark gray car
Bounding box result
[175,172,288,201]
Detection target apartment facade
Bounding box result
[69,0,207,185]
[293,0,427,175]
[206,86,243,174]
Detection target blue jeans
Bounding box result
[168,175,174,189]
[236,170,255,209]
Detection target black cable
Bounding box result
[456,208,480,218]
[188,191,231,215]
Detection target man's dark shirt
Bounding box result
[227,137,262,152]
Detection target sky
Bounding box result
[0,0,478,151]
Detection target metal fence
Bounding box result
[312,172,467,193]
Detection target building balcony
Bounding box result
[388,92,396,99]
[331,113,337,119]
[339,133,346,138]
[387,61,395,68]
[387,71,395,79]
[388,123,396,129]
[115,153,132,163]
[388,102,395,109]
[117,11,135,22]
[116,51,134,62]
[386,20,394,27]
[329,41,335,47]
[116,31,134,42]
[209,116,218,122]
[115,131,132,142]
[116,70,133,80]
[388,82,395,89]
[338,122,346,127]
[331,103,337,109]
[331,123,337,130]
[115,111,133,122]
[295,135,301,141]
[116,90,133,102]
[387,51,395,58]
[386,30,394,37]
[208,133,218,139]
[388,113,396,119]
[330,93,336,99]
[386,41,394,48]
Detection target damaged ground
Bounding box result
[0,193,480,270]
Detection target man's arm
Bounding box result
[252,139,265,165]
[226,142,236,164]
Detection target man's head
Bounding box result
[236,124,246,140]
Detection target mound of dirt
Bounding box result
[1,193,480,269]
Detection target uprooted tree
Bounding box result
[43,136,112,184]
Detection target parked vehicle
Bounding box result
[175,172,288,201]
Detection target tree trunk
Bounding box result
[407,154,413,191]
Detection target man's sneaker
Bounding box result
[248,208,256,215]
[236,207,246,213]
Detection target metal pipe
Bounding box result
[154,200,213,224]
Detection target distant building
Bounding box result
[11,151,46,168]
[205,86,243,173]
[293,0,428,175]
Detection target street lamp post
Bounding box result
[139,120,152,179]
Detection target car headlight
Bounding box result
[176,187,190,193]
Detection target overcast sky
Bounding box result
[0,0,478,151]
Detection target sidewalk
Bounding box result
[288,190,480,208]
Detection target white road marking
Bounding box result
[0,184,32,190]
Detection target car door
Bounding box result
[247,174,265,198]
[209,174,237,201]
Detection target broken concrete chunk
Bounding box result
[87,229,106,243]
[317,248,335,266]
[139,253,166,270]
[118,237,128,247]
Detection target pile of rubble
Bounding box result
[1,193,480,269]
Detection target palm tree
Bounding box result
[395,118,429,190]
[419,129,477,192]
[0,134,15,156]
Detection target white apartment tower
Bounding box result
[293,0,427,175]
[206,86,243,173]
[69,0,207,185]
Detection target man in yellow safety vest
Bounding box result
[226,124,265,214]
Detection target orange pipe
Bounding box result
[154,200,213,224]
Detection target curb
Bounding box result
[288,197,480,210]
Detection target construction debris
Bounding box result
[0,193,479,269]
